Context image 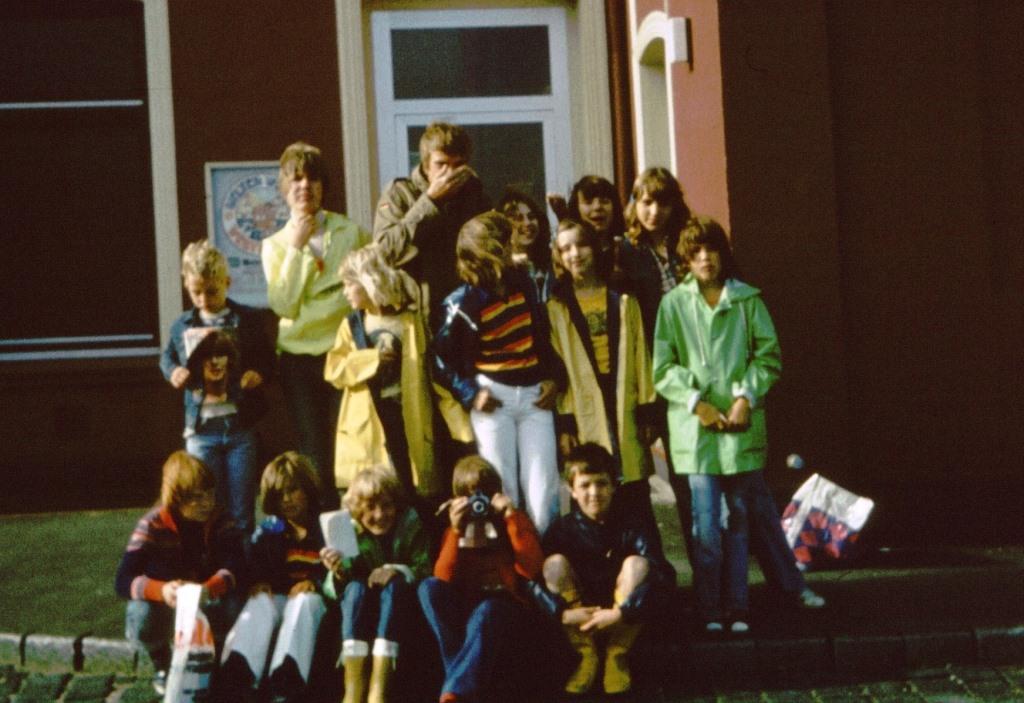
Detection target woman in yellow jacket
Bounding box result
[324,245,440,501]
[262,142,370,508]
[547,219,661,536]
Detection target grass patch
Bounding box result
[0,508,142,638]
[0,490,696,640]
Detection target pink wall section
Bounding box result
[667,0,730,226]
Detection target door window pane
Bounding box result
[391,26,550,99]
[408,122,546,209]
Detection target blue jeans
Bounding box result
[125,597,240,671]
[341,578,414,642]
[745,475,806,598]
[417,578,519,700]
[186,417,257,536]
[279,351,341,509]
[688,472,755,621]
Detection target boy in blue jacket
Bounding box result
[160,240,274,535]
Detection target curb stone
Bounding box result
[80,638,138,675]
[976,625,1024,665]
[0,633,20,665]
[23,634,75,672]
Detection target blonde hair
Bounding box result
[181,240,228,281]
[278,141,326,194]
[160,450,215,511]
[342,466,404,522]
[456,211,512,291]
[260,452,322,518]
[451,455,503,497]
[339,245,420,312]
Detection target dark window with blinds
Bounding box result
[0,1,158,360]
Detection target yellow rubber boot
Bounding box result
[367,639,398,703]
[563,624,599,694]
[603,622,641,695]
[339,640,368,703]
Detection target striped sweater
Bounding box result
[114,506,244,602]
[475,290,540,381]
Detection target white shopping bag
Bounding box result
[780,473,874,570]
[164,584,215,703]
[221,592,281,682]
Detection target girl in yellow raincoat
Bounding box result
[547,219,661,539]
[324,245,440,501]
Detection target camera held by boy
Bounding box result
[417,455,572,703]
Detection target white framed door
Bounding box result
[371,7,572,209]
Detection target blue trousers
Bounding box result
[125,597,240,671]
[688,472,753,621]
[417,578,520,700]
[340,578,414,642]
[186,417,257,536]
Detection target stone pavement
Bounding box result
[1,663,1023,702]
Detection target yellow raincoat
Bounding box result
[547,290,657,482]
[324,310,439,495]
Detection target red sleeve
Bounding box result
[139,576,168,602]
[202,569,235,599]
[433,528,460,581]
[505,511,544,580]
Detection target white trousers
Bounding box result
[221,592,326,684]
[470,376,559,534]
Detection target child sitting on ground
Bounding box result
[325,245,441,503]
[160,240,273,536]
[542,443,676,696]
[321,466,432,703]
[219,452,330,702]
[114,450,245,695]
[417,455,571,703]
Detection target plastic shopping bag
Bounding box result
[164,583,215,703]
[780,473,874,571]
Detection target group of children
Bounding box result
[122,134,824,701]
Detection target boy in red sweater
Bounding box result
[417,455,566,703]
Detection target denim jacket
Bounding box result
[159,300,274,434]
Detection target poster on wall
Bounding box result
[204,162,288,308]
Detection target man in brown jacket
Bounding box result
[373,122,491,332]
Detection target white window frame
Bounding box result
[628,5,691,175]
[370,7,573,199]
[337,2,614,232]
